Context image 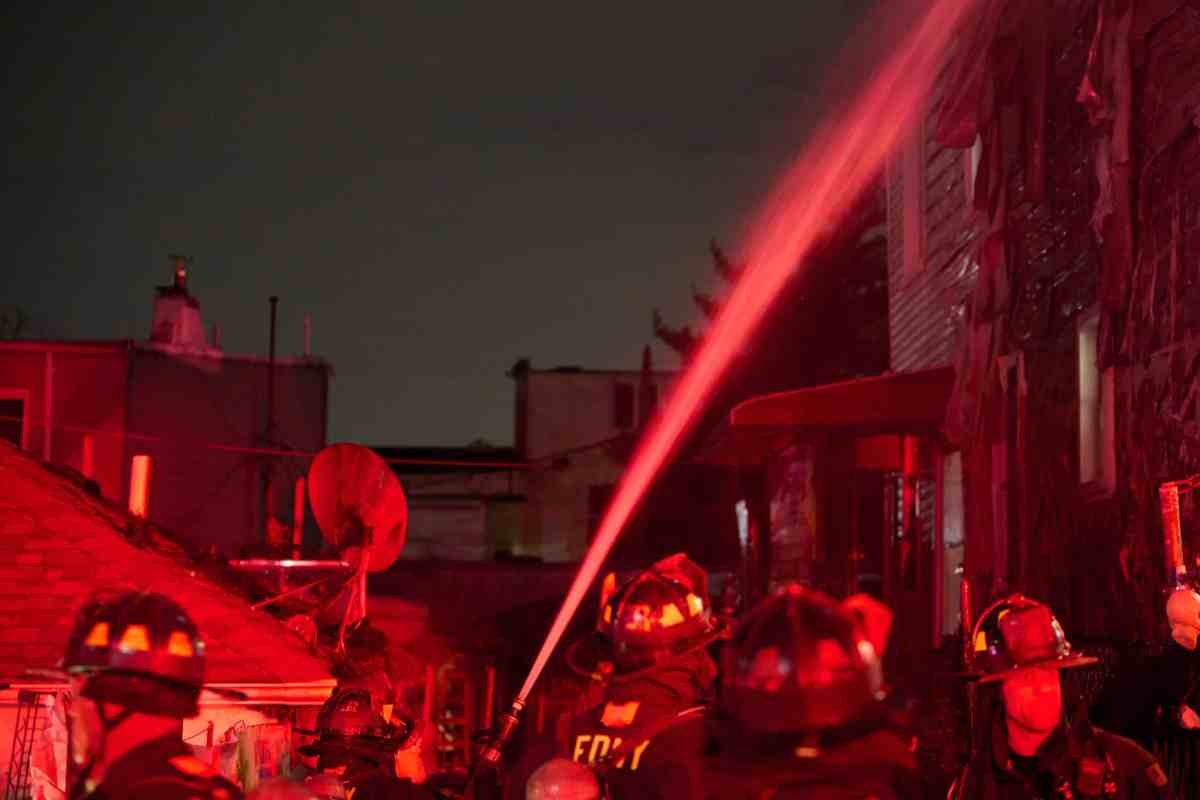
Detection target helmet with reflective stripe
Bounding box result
[566,553,723,681]
[62,590,206,717]
[720,584,884,735]
[298,687,410,768]
[966,594,1095,682]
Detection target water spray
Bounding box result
[475,0,985,780]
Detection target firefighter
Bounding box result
[298,686,434,799]
[1092,587,1200,798]
[525,758,602,800]
[61,589,244,799]
[504,553,723,800]
[953,594,1171,800]
[703,583,921,799]
[333,619,399,721]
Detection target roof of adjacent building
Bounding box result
[0,439,333,686]
[0,338,330,368]
[372,445,525,475]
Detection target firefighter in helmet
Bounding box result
[704,583,920,799]
[504,553,723,800]
[525,757,603,800]
[298,687,434,799]
[61,589,244,799]
[953,594,1170,799]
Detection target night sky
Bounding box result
[3,3,876,447]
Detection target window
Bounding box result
[613,382,634,430]
[1077,312,1115,494]
[0,390,29,450]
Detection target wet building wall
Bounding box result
[893,0,1200,646]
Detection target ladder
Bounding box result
[5,690,54,800]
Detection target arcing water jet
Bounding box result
[481,0,986,769]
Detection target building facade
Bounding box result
[375,445,527,561]
[511,360,677,562]
[0,266,330,556]
[890,0,1200,644]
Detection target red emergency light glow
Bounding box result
[513,0,985,708]
[293,477,306,559]
[128,454,152,519]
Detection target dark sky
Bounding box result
[3,3,876,447]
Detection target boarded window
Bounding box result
[613,382,634,430]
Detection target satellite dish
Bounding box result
[308,443,408,573]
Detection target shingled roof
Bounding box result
[0,440,332,686]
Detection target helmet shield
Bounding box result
[566,553,723,682]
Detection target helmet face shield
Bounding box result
[567,553,724,682]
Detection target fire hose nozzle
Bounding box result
[478,705,524,768]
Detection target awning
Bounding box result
[697,366,955,466]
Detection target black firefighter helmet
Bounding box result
[565,553,724,682]
[298,687,411,770]
[966,593,1096,682]
[62,590,207,718]
[719,584,885,737]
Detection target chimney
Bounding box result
[149,254,214,352]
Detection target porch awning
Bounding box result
[697,366,955,466]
